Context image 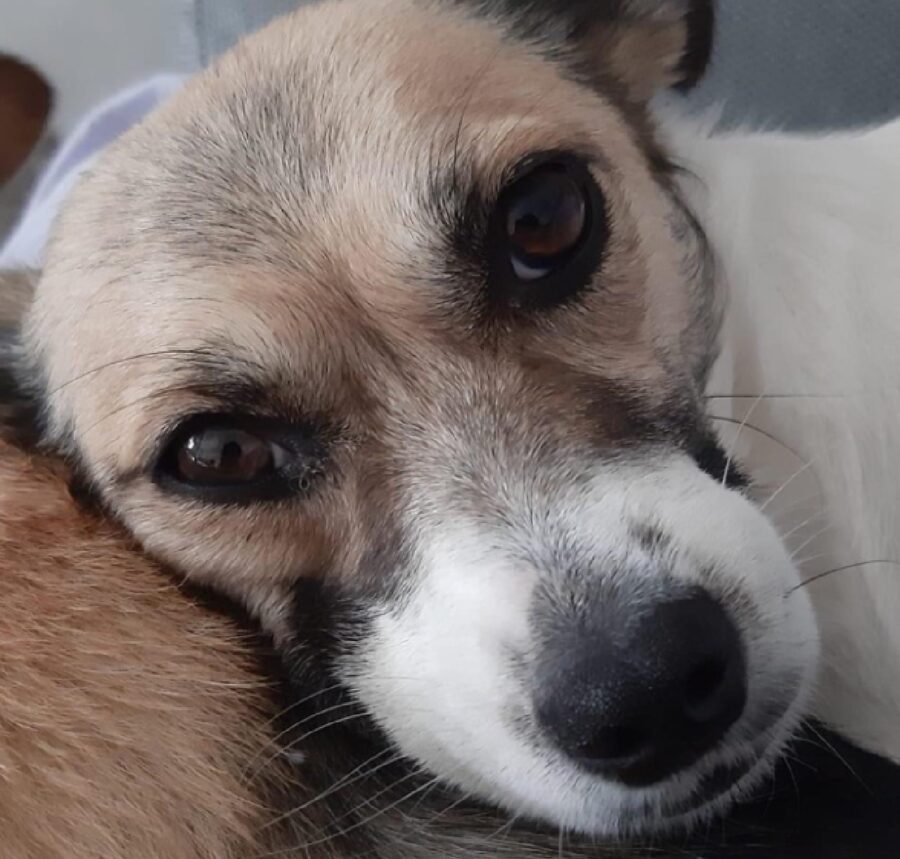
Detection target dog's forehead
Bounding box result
[41,0,657,352]
[32,0,703,471]
[67,0,635,281]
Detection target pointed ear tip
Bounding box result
[672,0,716,91]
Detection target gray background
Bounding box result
[194,0,900,131]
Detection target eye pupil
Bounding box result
[156,415,324,502]
[503,166,588,281]
[177,428,274,484]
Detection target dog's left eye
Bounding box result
[175,426,284,485]
[154,415,322,503]
[488,154,607,308]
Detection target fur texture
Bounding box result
[2,0,899,852]
[1,279,298,857]
[0,407,898,857]
[15,0,818,839]
[0,451,282,857]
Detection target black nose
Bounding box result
[534,590,746,786]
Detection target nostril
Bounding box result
[683,657,727,719]
[682,655,742,725]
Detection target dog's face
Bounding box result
[24,0,817,838]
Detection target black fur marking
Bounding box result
[673,1,716,92]
[0,338,41,449]
[690,431,749,489]
[458,0,716,90]
[284,579,387,750]
[0,361,19,404]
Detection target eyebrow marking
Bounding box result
[109,351,291,487]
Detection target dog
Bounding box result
[4,339,900,859]
[4,0,900,849]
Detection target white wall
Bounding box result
[0,0,196,135]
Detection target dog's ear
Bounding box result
[0,55,53,186]
[480,0,715,102]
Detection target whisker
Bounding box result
[277,710,370,751]
[401,772,448,820]
[266,772,442,855]
[790,550,834,569]
[779,509,828,543]
[261,747,404,830]
[721,391,765,488]
[705,394,840,401]
[759,458,816,513]
[805,722,873,795]
[45,347,255,398]
[79,382,209,437]
[758,493,827,539]
[243,698,359,781]
[786,559,900,595]
[707,414,806,463]
[247,711,374,787]
[261,681,351,730]
[787,520,833,562]
[477,813,519,845]
[411,790,469,827]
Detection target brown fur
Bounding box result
[0,440,272,858]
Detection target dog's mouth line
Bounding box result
[630,708,804,833]
[654,754,762,821]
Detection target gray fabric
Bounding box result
[688,0,900,130]
[193,0,900,131]
[193,0,309,67]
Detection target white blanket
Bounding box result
[0,75,184,272]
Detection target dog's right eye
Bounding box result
[487,152,608,310]
[154,415,322,503]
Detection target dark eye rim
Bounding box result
[152,412,325,505]
[487,150,608,311]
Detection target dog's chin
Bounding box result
[635,721,798,837]
[475,699,808,841]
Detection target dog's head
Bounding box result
[23,0,817,838]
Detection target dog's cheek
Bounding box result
[338,525,542,787]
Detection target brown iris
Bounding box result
[503,165,588,280]
[176,427,276,485]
